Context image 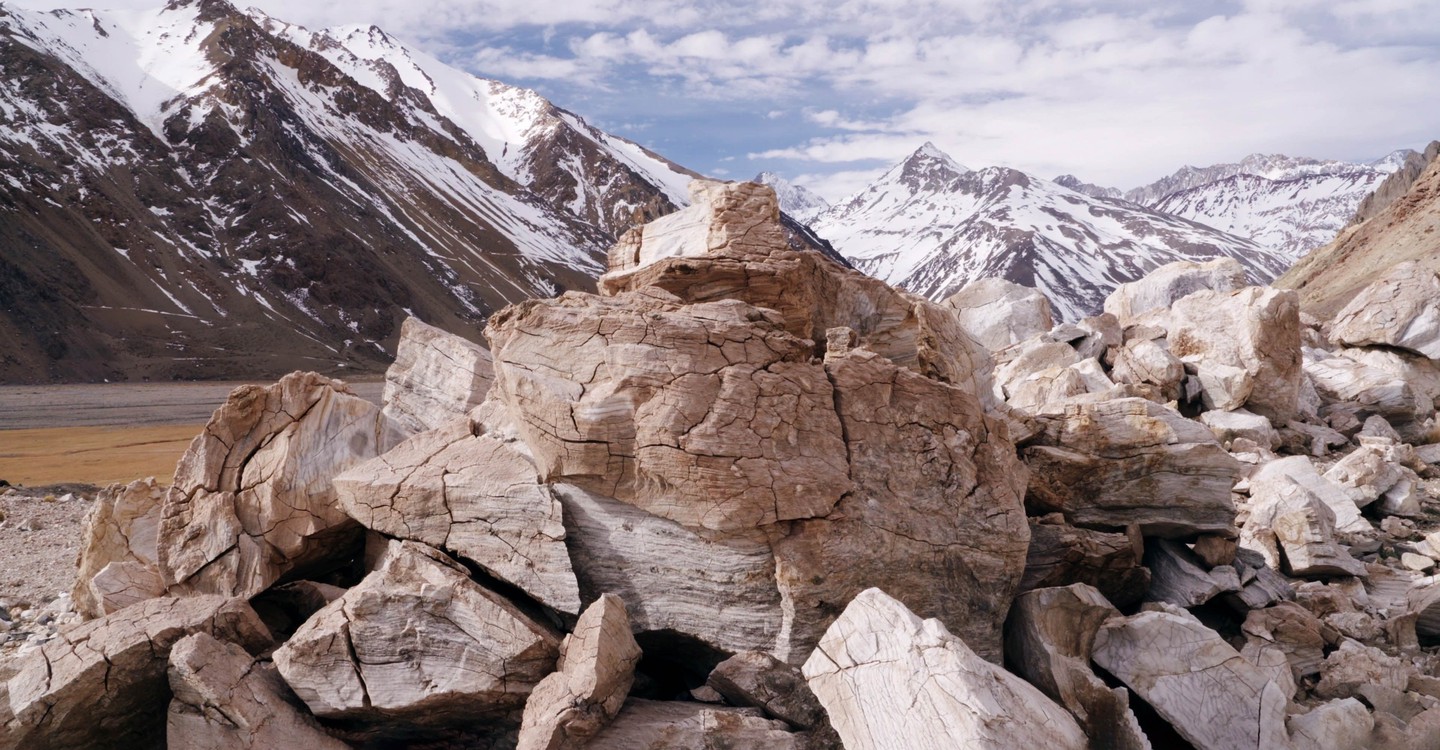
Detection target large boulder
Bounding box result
[159,372,408,598]
[1168,286,1303,423]
[381,316,495,434]
[273,541,561,730]
[1304,347,1434,427]
[802,588,1086,750]
[1242,457,1367,577]
[1103,257,1248,324]
[72,477,165,619]
[942,277,1055,351]
[1330,261,1440,359]
[706,651,832,732]
[1,596,272,750]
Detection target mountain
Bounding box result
[810,143,1290,322]
[1052,174,1121,200]
[1277,141,1440,318]
[1129,152,1415,259]
[0,0,695,383]
[754,171,829,222]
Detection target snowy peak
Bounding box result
[755,171,830,222]
[886,141,971,193]
[1053,174,1121,199]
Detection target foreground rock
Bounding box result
[72,477,165,619]
[588,700,804,748]
[381,316,495,434]
[802,588,1086,750]
[1,596,272,750]
[1330,261,1440,359]
[707,651,831,732]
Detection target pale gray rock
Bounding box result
[167,633,348,750]
[803,588,1086,750]
[1252,455,1371,536]
[334,416,581,614]
[1144,538,1238,608]
[1103,257,1248,324]
[995,339,1082,399]
[1288,698,1374,750]
[1110,338,1184,400]
[1091,606,1292,750]
[1315,639,1410,699]
[159,372,408,598]
[381,316,495,434]
[72,477,165,619]
[1324,443,1406,508]
[1305,347,1433,426]
[517,594,641,750]
[273,541,560,727]
[1,596,272,750]
[942,277,1055,351]
[1242,457,1367,577]
[1200,408,1279,450]
[1193,361,1255,412]
[588,699,804,749]
[1169,286,1303,423]
[1330,261,1440,359]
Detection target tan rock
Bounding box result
[588,699,805,748]
[1169,286,1303,423]
[1111,338,1184,400]
[167,633,348,750]
[1144,538,1239,608]
[1242,458,1367,578]
[1200,408,1279,450]
[72,477,165,619]
[517,594,641,750]
[159,372,407,598]
[1242,602,1326,678]
[1,596,272,750]
[1315,639,1410,699]
[1020,517,1150,608]
[1288,698,1374,750]
[1194,361,1255,412]
[803,588,1086,750]
[273,541,560,727]
[942,277,1054,351]
[1103,257,1248,324]
[381,316,494,434]
[1330,261,1440,359]
[707,651,831,732]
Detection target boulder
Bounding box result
[588,700,805,748]
[1144,538,1239,608]
[1330,261,1440,359]
[1288,699,1374,750]
[1193,362,1255,412]
[1169,286,1303,423]
[995,339,1082,399]
[1200,408,1279,450]
[517,594,641,750]
[1241,602,1326,678]
[1,596,272,750]
[1091,606,1292,750]
[1103,257,1248,324]
[273,541,561,729]
[803,588,1086,750]
[1304,347,1433,426]
[706,651,830,732]
[1024,398,1240,537]
[72,476,165,619]
[167,633,348,750]
[942,277,1054,350]
[1019,516,1150,608]
[334,416,581,614]
[1315,639,1410,699]
[1324,443,1407,508]
[1109,338,1184,400]
[1242,458,1367,577]
[1004,584,1150,749]
[159,372,408,598]
[381,316,495,434]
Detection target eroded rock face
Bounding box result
[381,316,495,434]
[802,588,1086,750]
[942,277,1055,351]
[1330,261,1440,359]
[72,477,165,619]
[159,372,407,598]
[1169,286,1303,423]
[273,541,560,728]
[1,596,272,750]
[1102,257,1248,324]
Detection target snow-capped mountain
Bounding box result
[1052,175,1121,200]
[754,171,830,222]
[1134,152,1416,259]
[0,0,696,382]
[811,143,1292,322]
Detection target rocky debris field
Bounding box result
[2,178,1440,749]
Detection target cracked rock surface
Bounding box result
[381,316,495,434]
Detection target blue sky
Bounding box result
[14,0,1440,200]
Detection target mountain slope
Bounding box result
[755,171,829,222]
[812,143,1290,322]
[0,0,693,383]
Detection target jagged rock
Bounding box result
[803,588,1086,750]
[1341,348,1440,417]
[1200,408,1279,450]
[273,541,560,729]
[1020,517,1150,607]
[334,416,581,614]
[1169,286,1303,423]
[1379,469,1424,517]
[1242,458,1367,577]
[1242,602,1326,678]
[1362,414,1406,442]
[1110,338,1184,400]
[381,316,495,434]
[1069,313,1123,361]
[1315,639,1410,699]
[1228,563,1297,611]
[1288,698,1374,750]
[1091,606,1292,750]
[1330,261,1440,359]
[1004,584,1150,749]
[588,700,804,748]
[1404,576,1440,638]
[1024,398,1240,537]
[1103,257,1248,324]
[1194,534,1239,566]
[1305,347,1434,426]
[72,477,165,619]
[995,339,1082,398]
[0,596,272,750]
[1282,419,1352,457]
[942,277,1054,351]
[1194,361,1255,411]
[1144,538,1238,607]
[1254,455,1371,534]
[1325,443,1407,507]
[159,372,408,598]
[707,651,831,732]
[167,633,348,750]
[517,594,641,750]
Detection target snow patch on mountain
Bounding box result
[755,171,830,222]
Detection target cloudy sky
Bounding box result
[14,0,1440,200]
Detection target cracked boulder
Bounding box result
[167,633,348,750]
[802,588,1086,750]
[1330,261,1440,359]
[158,372,408,598]
[941,277,1055,351]
[334,415,581,614]
[1091,606,1292,750]
[1242,458,1367,578]
[706,651,832,733]
[1023,398,1240,537]
[381,316,495,434]
[273,540,560,731]
[1110,337,1184,401]
[0,595,272,750]
[1102,257,1248,324]
[1168,285,1303,423]
[1304,347,1434,427]
[72,476,166,619]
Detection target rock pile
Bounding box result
[3,179,1439,748]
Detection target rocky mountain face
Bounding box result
[1278,142,1440,318]
[0,0,694,383]
[6,179,1440,748]
[754,170,830,221]
[812,142,1290,322]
